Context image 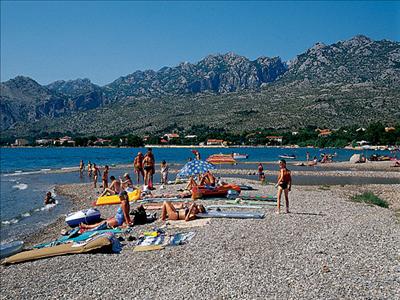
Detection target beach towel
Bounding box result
[196,211,265,219]
[169,232,196,246]
[161,218,211,229]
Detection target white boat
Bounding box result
[279,154,296,159]
[232,153,249,159]
[0,241,24,259]
[65,208,101,227]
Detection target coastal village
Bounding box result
[9,125,399,152]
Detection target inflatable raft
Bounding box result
[65,208,101,227]
[192,184,241,199]
[95,189,141,206]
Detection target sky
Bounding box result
[1,1,399,85]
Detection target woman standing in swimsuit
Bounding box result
[275,159,292,214]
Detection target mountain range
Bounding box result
[1,35,399,138]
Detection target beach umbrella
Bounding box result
[177,160,216,178]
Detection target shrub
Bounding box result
[350,192,389,208]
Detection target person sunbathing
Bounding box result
[200,171,216,186]
[161,201,205,222]
[80,191,132,230]
[100,176,121,197]
[185,176,198,190]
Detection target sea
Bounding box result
[0,146,396,242]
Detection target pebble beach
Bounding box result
[1,165,400,299]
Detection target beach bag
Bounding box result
[226,189,240,199]
[130,205,147,225]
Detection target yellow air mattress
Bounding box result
[95,189,141,206]
[2,236,111,265]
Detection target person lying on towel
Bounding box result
[200,170,216,186]
[161,201,205,222]
[80,191,133,230]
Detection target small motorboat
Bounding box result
[207,154,236,164]
[65,208,101,227]
[232,153,249,159]
[0,241,24,259]
[279,154,296,159]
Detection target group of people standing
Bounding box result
[133,148,169,186]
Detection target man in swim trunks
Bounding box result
[161,201,205,222]
[87,161,92,177]
[275,159,292,214]
[143,149,155,186]
[100,176,121,196]
[92,163,101,188]
[134,152,144,184]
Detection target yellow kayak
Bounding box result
[95,189,141,206]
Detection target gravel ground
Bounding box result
[1,178,399,299]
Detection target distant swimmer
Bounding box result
[44,191,56,205]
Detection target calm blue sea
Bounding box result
[0,146,394,242]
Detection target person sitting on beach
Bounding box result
[120,173,134,191]
[200,170,216,186]
[44,191,56,205]
[92,163,101,188]
[100,176,121,196]
[275,159,292,214]
[134,152,144,184]
[80,191,133,229]
[161,201,205,222]
[185,176,198,190]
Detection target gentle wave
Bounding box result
[12,183,28,190]
[1,200,58,227]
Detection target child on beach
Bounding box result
[160,160,169,185]
[275,159,292,214]
[102,165,109,189]
[44,191,56,205]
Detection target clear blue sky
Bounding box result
[1,1,399,85]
